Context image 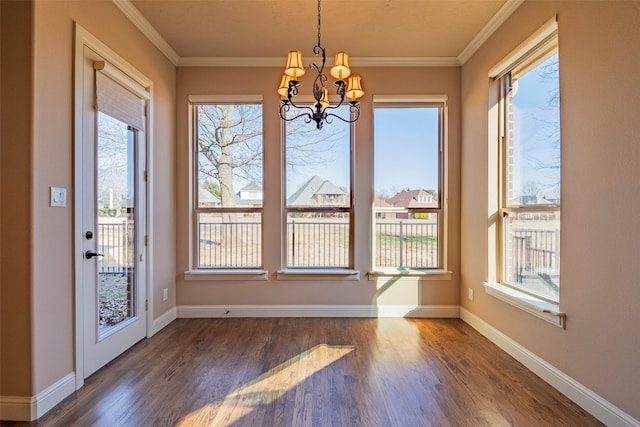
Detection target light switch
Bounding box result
[50,187,67,207]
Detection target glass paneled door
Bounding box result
[95,112,137,332]
[81,46,147,378]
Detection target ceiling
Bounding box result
[119,0,522,66]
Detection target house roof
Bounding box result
[199,186,220,204]
[374,195,392,208]
[509,195,557,206]
[287,176,346,207]
[387,189,437,209]
[236,182,263,206]
[239,182,262,192]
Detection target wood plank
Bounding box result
[0,318,603,426]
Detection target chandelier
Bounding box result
[277,0,365,130]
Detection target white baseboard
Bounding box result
[150,307,177,336]
[460,307,640,427]
[177,304,460,319]
[0,372,75,421]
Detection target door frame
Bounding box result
[73,23,154,389]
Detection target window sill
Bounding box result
[276,269,360,281]
[184,269,269,281]
[368,269,453,281]
[483,282,566,329]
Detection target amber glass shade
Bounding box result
[330,51,351,80]
[320,88,330,109]
[345,75,364,100]
[278,75,292,98]
[284,50,306,79]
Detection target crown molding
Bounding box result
[457,0,525,64]
[115,0,521,68]
[112,0,180,65]
[178,56,461,68]
[178,57,285,67]
[351,56,460,68]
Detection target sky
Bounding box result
[510,53,561,200]
[374,107,440,197]
[202,59,559,203]
[285,106,352,198]
[210,104,442,200]
[282,105,441,199]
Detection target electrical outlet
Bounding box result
[163,288,168,301]
[468,288,474,301]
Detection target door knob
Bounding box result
[85,250,104,259]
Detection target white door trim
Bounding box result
[73,23,154,390]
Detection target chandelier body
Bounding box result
[278,0,364,130]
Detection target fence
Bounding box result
[199,222,262,267]
[287,220,349,267]
[98,222,134,274]
[510,229,559,284]
[375,221,439,268]
[102,220,441,269]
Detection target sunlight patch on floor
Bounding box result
[176,344,354,426]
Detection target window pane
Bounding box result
[374,107,440,203]
[194,103,263,269]
[198,212,262,268]
[285,106,351,207]
[503,211,560,300]
[502,48,561,299]
[97,112,136,329]
[284,105,352,268]
[374,106,441,269]
[507,53,560,206]
[286,212,350,267]
[376,214,439,268]
[196,104,263,208]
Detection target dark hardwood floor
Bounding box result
[2,318,602,426]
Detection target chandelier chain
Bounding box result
[317,0,322,47]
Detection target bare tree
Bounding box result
[197,104,262,209]
[97,112,130,212]
[531,54,560,197]
[522,180,540,198]
[196,103,346,214]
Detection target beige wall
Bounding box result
[1,0,34,397]
[461,1,640,419]
[4,0,638,421]
[176,67,461,308]
[0,0,176,398]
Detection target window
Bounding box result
[284,105,353,268]
[373,100,446,270]
[192,102,263,269]
[498,35,560,301]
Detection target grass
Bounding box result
[376,233,437,246]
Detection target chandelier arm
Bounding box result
[284,96,316,115]
[279,108,313,124]
[325,103,362,123]
[279,101,314,123]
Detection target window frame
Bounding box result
[496,27,561,304]
[371,96,449,275]
[189,96,265,272]
[281,103,356,270]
